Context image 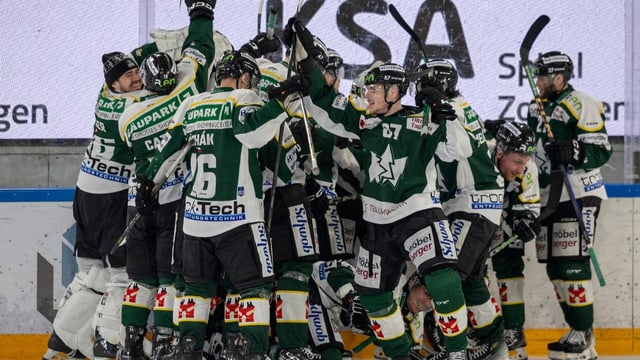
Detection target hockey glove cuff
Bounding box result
[185,0,215,20]
[240,33,281,58]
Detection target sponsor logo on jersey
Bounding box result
[308,304,330,343]
[126,91,193,137]
[358,115,381,129]
[355,249,380,282]
[326,206,345,253]
[436,220,457,259]
[317,262,327,280]
[580,173,604,192]
[291,205,314,254]
[238,105,259,125]
[552,106,570,123]
[406,117,423,132]
[256,223,274,275]
[332,94,348,110]
[578,133,609,146]
[405,227,435,263]
[81,157,132,184]
[470,193,504,210]
[184,199,247,221]
[237,186,245,197]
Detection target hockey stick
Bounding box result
[266,8,277,40]
[286,0,320,175]
[489,234,518,257]
[257,0,265,34]
[388,4,429,62]
[519,15,605,286]
[110,140,194,254]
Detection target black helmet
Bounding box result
[415,59,458,95]
[311,36,329,69]
[325,48,343,71]
[215,50,261,89]
[140,52,177,94]
[534,51,573,80]
[364,63,409,97]
[495,121,536,154]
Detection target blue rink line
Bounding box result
[0,184,639,202]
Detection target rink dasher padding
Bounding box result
[1,329,639,359]
[0,186,638,358]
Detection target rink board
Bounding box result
[0,185,637,358]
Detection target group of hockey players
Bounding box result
[42,1,612,360]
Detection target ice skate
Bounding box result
[504,328,527,360]
[466,339,509,360]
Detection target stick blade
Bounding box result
[520,15,550,62]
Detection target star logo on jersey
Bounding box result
[368,145,407,188]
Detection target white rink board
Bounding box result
[0,195,636,334]
[0,0,625,139]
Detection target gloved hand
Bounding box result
[304,177,329,217]
[513,212,541,243]
[267,75,310,103]
[239,32,281,58]
[483,119,506,138]
[340,291,371,333]
[185,0,215,20]
[415,86,457,124]
[544,139,585,169]
[283,17,320,73]
[289,118,316,154]
[134,174,159,216]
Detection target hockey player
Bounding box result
[241,32,322,360]
[487,121,541,360]
[286,40,355,262]
[42,44,161,359]
[414,60,508,360]
[283,18,471,360]
[527,51,611,360]
[138,48,309,359]
[116,1,217,358]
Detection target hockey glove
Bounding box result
[513,212,541,243]
[305,177,329,217]
[340,291,371,333]
[416,87,457,125]
[267,75,310,103]
[240,33,281,58]
[288,118,316,155]
[185,0,215,20]
[544,140,586,169]
[483,119,506,138]
[283,17,321,73]
[134,174,159,216]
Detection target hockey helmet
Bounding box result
[140,52,178,94]
[534,51,573,80]
[495,121,536,154]
[414,59,458,95]
[215,50,261,89]
[364,63,410,97]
